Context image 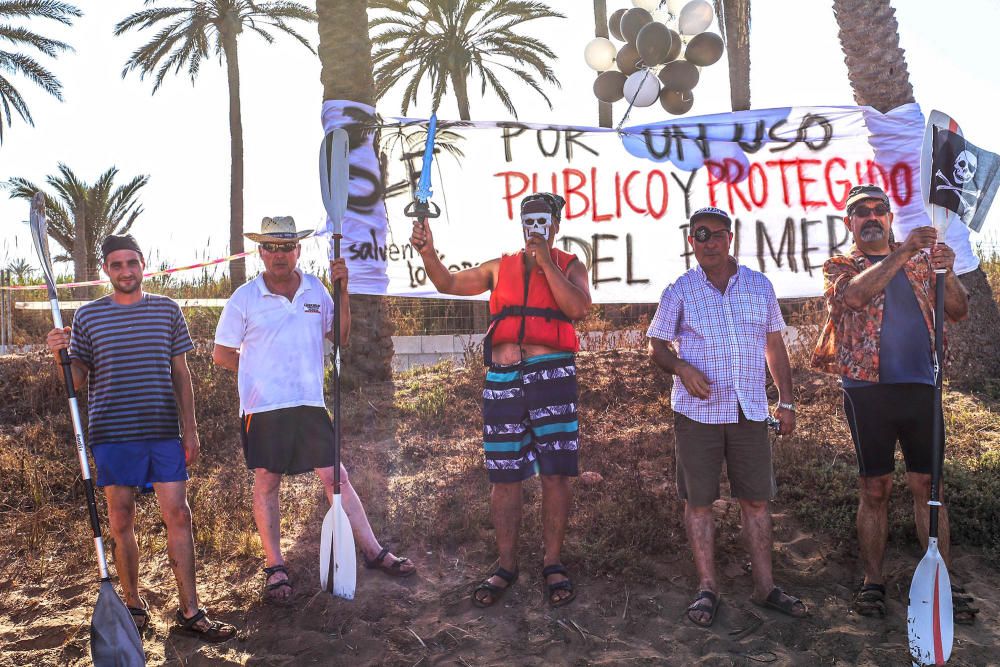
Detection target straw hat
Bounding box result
[244,216,313,244]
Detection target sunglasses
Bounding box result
[850,204,890,218]
[261,242,298,253]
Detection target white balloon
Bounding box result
[631,0,660,11]
[623,70,661,108]
[667,0,687,16]
[678,0,714,35]
[583,37,617,71]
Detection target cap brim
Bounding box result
[244,230,313,244]
[690,212,732,227]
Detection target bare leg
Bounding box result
[315,464,414,574]
[739,498,775,599]
[253,468,290,599]
[105,486,141,609]
[540,475,572,603]
[153,480,199,617]
[907,471,951,565]
[473,481,522,605]
[857,474,893,585]
[685,501,717,625]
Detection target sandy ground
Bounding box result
[2,483,998,666]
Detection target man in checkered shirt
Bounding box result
[647,206,806,627]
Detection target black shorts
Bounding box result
[240,406,335,475]
[842,383,943,477]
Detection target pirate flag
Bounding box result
[928,126,1000,232]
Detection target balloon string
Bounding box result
[616,67,653,133]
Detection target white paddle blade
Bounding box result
[28,193,58,296]
[921,110,962,236]
[319,495,356,599]
[907,539,953,665]
[319,129,350,236]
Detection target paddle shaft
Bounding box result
[326,235,343,594]
[929,270,946,538]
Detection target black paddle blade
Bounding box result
[91,579,145,666]
[28,192,58,299]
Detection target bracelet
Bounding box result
[778,402,795,412]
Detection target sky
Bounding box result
[1,0,998,281]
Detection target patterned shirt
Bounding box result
[811,243,940,382]
[70,293,193,445]
[647,261,785,424]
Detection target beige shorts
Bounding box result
[673,409,775,506]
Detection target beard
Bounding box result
[111,276,141,294]
[858,220,886,243]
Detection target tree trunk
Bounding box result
[832,0,1000,386]
[318,0,394,384]
[72,206,87,300]
[719,0,750,111]
[450,70,471,121]
[223,26,246,290]
[593,0,612,127]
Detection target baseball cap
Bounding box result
[845,184,890,215]
[689,206,732,227]
[100,234,143,261]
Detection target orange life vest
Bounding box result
[486,249,579,357]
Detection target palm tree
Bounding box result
[833,0,1000,385]
[113,1,317,289]
[0,0,82,142]
[317,0,394,383]
[5,165,149,297]
[714,0,750,111]
[369,0,565,120]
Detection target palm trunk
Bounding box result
[833,0,1000,385]
[720,0,750,111]
[451,70,471,121]
[318,0,394,384]
[223,28,246,289]
[594,0,612,127]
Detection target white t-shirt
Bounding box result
[215,269,335,415]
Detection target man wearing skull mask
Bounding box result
[409,192,591,608]
[811,184,976,623]
[648,206,804,627]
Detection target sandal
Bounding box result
[471,566,519,608]
[752,586,808,618]
[686,590,721,627]
[363,546,416,578]
[952,584,980,625]
[263,564,293,604]
[542,564,576,608]
[852,582,886,618]
[173,608,237,643]
[126,597,150,632]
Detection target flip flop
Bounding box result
[686,589,721,627]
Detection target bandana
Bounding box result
[101,234,143,261]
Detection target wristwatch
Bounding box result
[778,401,795,412]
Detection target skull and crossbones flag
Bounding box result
[929,127,1000,232]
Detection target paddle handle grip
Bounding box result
[929,270,946,537]
[332,236,342,495]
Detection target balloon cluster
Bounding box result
[584,0,724,116]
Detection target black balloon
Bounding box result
[594,71,627,103]
[636,21,672,66]
[685,32,724,66]
[620,7,652,44]
[658,60,699,91]
[665,29,682,63]
[609,8,628,41]
[616,43,641,76]
[660,88,694,115]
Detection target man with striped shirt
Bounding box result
[45,234,235,643]
[648,207,805,627]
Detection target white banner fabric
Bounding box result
[321,102,977,302]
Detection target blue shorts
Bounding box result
[92,438,189,489]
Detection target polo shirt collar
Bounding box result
[254,267,310,300]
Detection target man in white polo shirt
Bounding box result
[213,216,415,603]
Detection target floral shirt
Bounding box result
[811,243,942,382]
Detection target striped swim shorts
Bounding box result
[482,352,580,483]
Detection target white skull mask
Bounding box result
[954,150,977,185]
[521,212,553,241]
